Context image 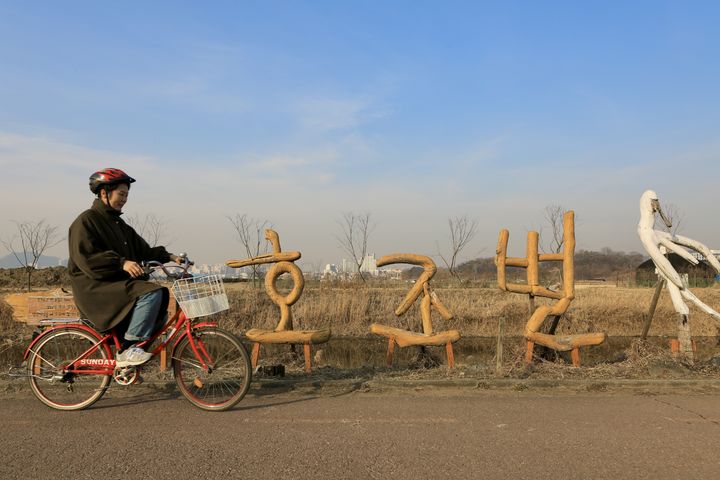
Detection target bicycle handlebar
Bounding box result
[142,253,194,279]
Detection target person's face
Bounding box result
[101,183,129,212]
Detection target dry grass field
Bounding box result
[216,282,720,338]
[2,282,720,375]
[2,280,719,340]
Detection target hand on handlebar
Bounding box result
[141,254,193,279]
[123,260,145,278]
[172,252,193,266]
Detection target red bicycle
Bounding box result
[23,257,252,411]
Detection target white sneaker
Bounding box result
[116,347,153,367]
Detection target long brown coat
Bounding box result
[68,199,173,332]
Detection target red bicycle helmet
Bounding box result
[89,168,136,194]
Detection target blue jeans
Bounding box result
[124,290,166,342]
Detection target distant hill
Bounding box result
[458,248,646,281]
[0,253,66,268]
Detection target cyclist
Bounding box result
[68,168,182,367]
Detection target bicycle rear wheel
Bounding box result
[173,327,251,411]
[28,328,111,410]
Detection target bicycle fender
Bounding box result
[23,324,107,360]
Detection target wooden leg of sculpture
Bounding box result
[670,338,697,358]
[525,341,534,364]
[386,338,395,368]
[641,279,664,340]
[445,342,455,369]
[251,342,261,369]
[303,343,312,373]
[571,346,580,367]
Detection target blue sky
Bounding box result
[1,1,719,267]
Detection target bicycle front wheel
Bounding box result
[28,328,111,410]
[173,327,251,411]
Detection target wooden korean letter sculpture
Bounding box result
[370,254,460,368]
[495,210,605,366]
[226,229,331,373]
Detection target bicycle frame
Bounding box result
[24,302,218,377]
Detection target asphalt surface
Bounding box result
[1,383,720,480]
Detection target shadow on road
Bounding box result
[87,376,363,411]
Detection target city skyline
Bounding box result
[2,2,719,266]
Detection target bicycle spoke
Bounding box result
[28,328,110,410]
[173,328,251,411]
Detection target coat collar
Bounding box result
[92,198,123,218]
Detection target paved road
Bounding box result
[1,386,719,479]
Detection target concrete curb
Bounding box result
[4,374,720,397]
[365,377,720,391]
[247,376,720,395]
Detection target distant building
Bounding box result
[360,254,378,276]
[636,253,717,287]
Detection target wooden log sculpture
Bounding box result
[637,190,720,362]
[370,254,460,368]
[495,211,605,366]
[226,229,331,373]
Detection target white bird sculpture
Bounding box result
[637,189,720,321]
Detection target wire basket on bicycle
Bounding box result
[171,274,229,319]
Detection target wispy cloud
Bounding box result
[294,95,389,132]
[246,150,336,174]
[0,132,157,173]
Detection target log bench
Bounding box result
[245,327,332,373]
[370,324,460,368]
[525,331,606,367]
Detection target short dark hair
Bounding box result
[97,182,131,198]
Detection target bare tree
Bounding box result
[126,212,169,247]
[543,204,565,254]
[1,220,63,291]
[658,203,683,236]
[437,215,478,282]
[542,204,578,287]
[227,214,270,287]
[335,212,373,282]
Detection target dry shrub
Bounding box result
[0,300,25,335]
[216,283,720,338]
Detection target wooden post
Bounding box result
[495,316,505,376]
[677,314,694,363]
[159,346,167,372]
[571,346,580,367]
[525,340,534,364]
[445,342,455,369]
[386,337,395,367]
[303,343,312,373]
[641,279,664,339]
[251,342,261,369]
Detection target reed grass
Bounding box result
[216,283,720,338]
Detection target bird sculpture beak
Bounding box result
[652,199,672,228]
